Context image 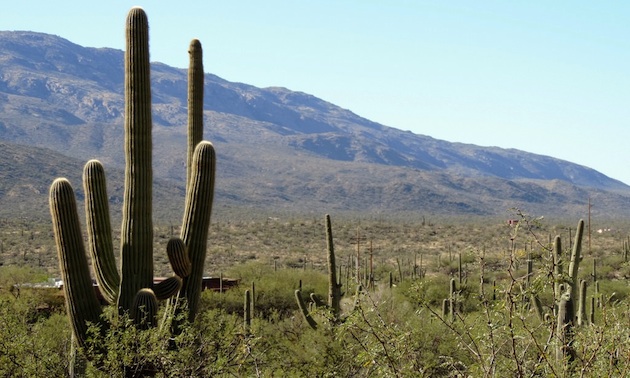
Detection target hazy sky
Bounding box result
[5,1,630,185]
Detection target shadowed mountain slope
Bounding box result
[1,31,629,219]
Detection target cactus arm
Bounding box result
[166,237,191,278]
[180,141,216,321]
[119,6,154,311]
[153,277,183,300]
[295,289,317,330]
[187,39,204,187]
[83,160,120,304]
[132,288,158,330]
[50,178,103,348]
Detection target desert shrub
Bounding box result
[200,261,329,319]
[0,293,71,377]
[597,279,630,303]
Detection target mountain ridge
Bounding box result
[1,31,629,219]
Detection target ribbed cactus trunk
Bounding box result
[50,179,103,348]
[568,220,584,316]
[577,279,587,326]
[119,7,154,311]
[553,235,563,306]
[449,278,457,321]
[325,214,341,319]
[83,160,120,305]
[556,292,575,362]
[180,141,215,321]
[187,39,204,187]
[244,289,251,332]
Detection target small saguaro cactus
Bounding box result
[555,219,584,363]
[293,214,344,328]
[49,6,215,352]
[567,220,585,315]
[556,291,575,362]
[449,278,457,321]
[553,235,563,302]
[577,279,587,326]
[244,289,252,332]
[325,214,342,320]
[295,289,317,330]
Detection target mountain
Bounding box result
[1,31,629,220]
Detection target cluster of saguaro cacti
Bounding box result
[50,7,215,349]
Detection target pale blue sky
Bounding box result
[5,1,630,185]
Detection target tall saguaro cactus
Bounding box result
[119,6,155,311]
[49,6,215,350]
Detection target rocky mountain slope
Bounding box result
[1,31,629,220]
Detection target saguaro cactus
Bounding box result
[118,6,154,311]
[49,7,215,350]
[295,289,318,330]
[567,220,585,315]
[325,214,342,320]
[577,280,587,326]
[293,214,344,327]
[244,289,252,332]
[449,278,457,321]
[555,219,584,363]
[556,291,575,362]
[553,235,563,311]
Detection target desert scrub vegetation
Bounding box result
[5,211,630,376]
